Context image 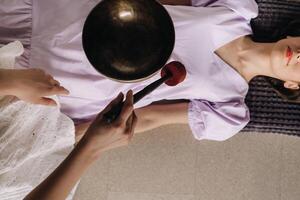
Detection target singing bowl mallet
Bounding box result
[104,61,186,123]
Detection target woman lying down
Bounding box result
[3,0,298,141]
[1,0,300,198]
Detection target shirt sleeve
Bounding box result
[188,99,250,141]
[191,0,258,20]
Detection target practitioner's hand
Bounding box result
[24,91,136,200]
[82,90,137,156]
[0,68,69,106]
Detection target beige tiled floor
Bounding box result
[74,125,300,200]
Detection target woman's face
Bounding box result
[270,36,300,89]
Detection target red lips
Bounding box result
[286,46,293,66]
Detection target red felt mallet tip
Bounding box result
[161,61,187,86]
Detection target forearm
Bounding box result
[135,101,189,133]
[158,0,191,6]
[0,69,13,96]
[75,122,90,142]
[75,101,190,137]
[24,139,100,200]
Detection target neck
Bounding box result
[216,36,277,82]
[237,37,276,81]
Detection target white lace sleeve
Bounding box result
[0,41,24,69]
[0,42,76,200]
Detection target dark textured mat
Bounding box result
[244,77,300,136]
[243,0,300,136]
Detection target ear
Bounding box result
[284,81,300,90]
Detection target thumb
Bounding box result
[101,92,124,114]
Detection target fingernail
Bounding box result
[117,92,123,99]
[61,87,69,95]
[64,88,70,94]
[127,90,133,96]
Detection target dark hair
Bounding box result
[252,20,300,103]
[264,76,300,103]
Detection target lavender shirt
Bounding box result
[0,0,258,141]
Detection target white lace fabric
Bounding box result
[0,42,76,200]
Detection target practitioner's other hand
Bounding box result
[1,68,69,106]
[82,90,137,157]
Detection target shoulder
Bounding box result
[188,99,250,141]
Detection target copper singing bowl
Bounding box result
[82,0,175,82]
